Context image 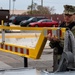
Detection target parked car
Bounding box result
[11,15,31,25]
[20,17,47,27]
[29,19,59,27]
[9,15,17,23]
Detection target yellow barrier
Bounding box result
[0,25,66,59]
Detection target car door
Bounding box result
[44,19,51,27]
[31,18,37,22]
[46,20,53,27]
[40,20,47,27]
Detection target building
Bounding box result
[10,10,27,15]
[0,9,9,24]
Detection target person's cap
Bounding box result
[74,6,75,14]
[63,5,75,15]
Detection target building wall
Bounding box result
[10,10,27,15]
[0,10,9,24]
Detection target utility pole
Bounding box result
[9,0,11,14]
[13,0,15,15]
[31,0,33,14]
[41,0,43,7]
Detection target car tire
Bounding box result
[35,25,38,27]
[52,25,55,27]
[21,25,24,27]
[26,24,30,27]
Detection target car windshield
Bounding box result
[28,17,35,21]
[9,16,16,20]
[38,19,52,22]
[37,20,44,22]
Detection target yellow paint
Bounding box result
[1,20,4,26]
[0,25,66,59]
[0,26,43,31]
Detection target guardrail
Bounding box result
[0,25,66,59]
[0,20,66,67]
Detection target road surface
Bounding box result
[0,32,53,72]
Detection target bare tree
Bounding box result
[26,3,55,15]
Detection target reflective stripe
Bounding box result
[23,48,26,54]
[20,48,23,54]
[15,47,18,52]
[18,48,20,53]
[3,44,4,49]
[8,45,10,50]
[56,28,61,39]
[13,46,15,52]
[0,44,29,55]
[10,46,12,51]
[52,30,56,36]
[43,29,47,36]
[48,30,52,36]
[1,44,3,48]
[4,45,7,50]
[26,49,29,55]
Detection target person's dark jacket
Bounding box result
[49,21,75,54]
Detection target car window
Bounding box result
[46,19,52,22]
[43,20,47,22]
[24,16,31,20]
[38,19,52,22]
[32,18,37,21]
[21,16,30,20]
[16,16,31,21]
[38,20,43,22]
[38,19,47,22]
[28,17,35,21]
[37,18,44,21]
[9,16,16,20]
[16,16,23,20]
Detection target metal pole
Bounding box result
[13,0,15,15]
[31,0,33,14]
[1,20,5,43]
[41,0,43,7]
[9,0,11,14]
[24,57,28,67]
[8,0,11,27]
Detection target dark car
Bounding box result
[3,15,17,26]
[11,15,31,25]
[29,19,59,27]
[9,15,17,23]
[20,17,47,27]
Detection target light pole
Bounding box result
[13,0,15,15]
[41,0,43,7]
[31,0,33,14]
[9,0,11,14]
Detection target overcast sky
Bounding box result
[0,0,75,14]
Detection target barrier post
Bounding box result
[24,57,28,67]
[1,20,5,43]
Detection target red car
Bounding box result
[29,19,59,27]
